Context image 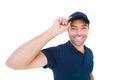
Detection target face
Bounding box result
[68,19,89,47]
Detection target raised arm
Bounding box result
[90,73,94,80]
[6,17,70,69]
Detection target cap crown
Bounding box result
[69,11,90,24]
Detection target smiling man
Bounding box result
[6,11,94,80]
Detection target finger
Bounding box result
[61,18,68,25]
[67,21,71,27]
[64,19,69,25]
[59,17,63,24]
[58,17,68,26]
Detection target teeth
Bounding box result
[76,37,82,40]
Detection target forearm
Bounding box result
[90,73,94,80]
[6,27,58,68]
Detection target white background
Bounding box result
[0,0,120,80]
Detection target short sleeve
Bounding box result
[41,47,58,69]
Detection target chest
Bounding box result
[55,51,93,74]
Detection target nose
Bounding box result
[76,29,82,35]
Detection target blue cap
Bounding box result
[68,11,90,24]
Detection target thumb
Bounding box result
[66,21,71,28]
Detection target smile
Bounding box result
[75,37,82,40]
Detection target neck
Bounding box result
[70,42,85,54]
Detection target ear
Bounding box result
[88,25,90,29]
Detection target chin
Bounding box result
[75,43,84,46]
[71,40,84,46]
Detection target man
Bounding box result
[6,11,94,80]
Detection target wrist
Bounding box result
[48,26,60,35]
[46,27,59,37]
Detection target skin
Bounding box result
[6,17,94,80]
[68,19,89,53]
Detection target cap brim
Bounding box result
[68,16,90,24]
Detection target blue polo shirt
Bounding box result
[41,41,94,80]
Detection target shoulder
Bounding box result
[85,46,93,53]
[85,46,94,57]
[42,41,69,53]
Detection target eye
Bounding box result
[82,27,87,29]
[70,26,76,29]
[82,24,88,30]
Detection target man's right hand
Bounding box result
[51,17,70,35]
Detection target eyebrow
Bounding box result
[70,24,77,27]
[82,24,88,27]
[70,26,76,28]
[70,24,88,27]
